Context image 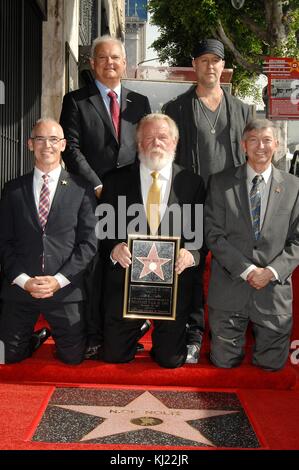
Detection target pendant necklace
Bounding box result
[198,96,223,134]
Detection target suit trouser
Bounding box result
[103,287,189,369]
[0,300,86,365]
[186,257,206,344]
[83,253,104,346]
[103,315,188,369]
[208,298,292,371]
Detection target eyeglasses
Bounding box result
[31,137,65,145]
[94,55,123,63]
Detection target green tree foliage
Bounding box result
[148,0,299,97]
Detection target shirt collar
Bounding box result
[140,161,173,181]
[95,80,121,101]
[246,163,272,185]
[34,165,62,182]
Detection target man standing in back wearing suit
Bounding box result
[60,35,151,195]
[205,119,299,371]
[60,35,151,357]
[0,119,98,364]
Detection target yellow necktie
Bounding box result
[146,171,161,234]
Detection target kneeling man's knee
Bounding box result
[3,349,28,364]
[153,351,185,369]
[210,334,244,368]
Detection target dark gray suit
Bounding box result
[205,164,299,370]
[0,168,98,364]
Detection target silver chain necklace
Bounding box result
[197,96,223,134]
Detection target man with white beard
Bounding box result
[97,114,205,367]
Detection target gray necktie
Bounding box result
[250,175,263,240]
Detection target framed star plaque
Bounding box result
[123,235,180,320]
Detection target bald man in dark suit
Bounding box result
[0,119,98,364]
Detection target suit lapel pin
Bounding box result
[61,180,68,186]
[275,187,281,193]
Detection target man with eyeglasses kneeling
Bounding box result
[0,118,98,364]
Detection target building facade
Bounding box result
[0,0,125,191]
[125,0,147,78]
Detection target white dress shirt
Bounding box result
[240,163,279,281]
[33,165,62,210]
[13,165,70,290]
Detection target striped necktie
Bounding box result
[250,174,263,240]
[146,171,161,234]
[38,174,50,230]
[38,174,50,272]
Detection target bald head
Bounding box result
[31,118,64,138]
[28,118,66,173]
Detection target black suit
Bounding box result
[60,81,151,187]
[0,168,98,364]
[98,162,205,368]
[60,82,151,345]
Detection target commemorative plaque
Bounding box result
[123,235,180,320]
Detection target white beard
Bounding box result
[138,150,175,171]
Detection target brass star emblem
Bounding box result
[136,243,171,280]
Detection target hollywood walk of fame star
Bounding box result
[136,243,171,280]
[56,391,237,445]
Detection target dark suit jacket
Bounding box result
[60,82,151,188]
[0,168,98,303]
[205,164,299,315]
[163,86,252,176]
[97,162,205,317]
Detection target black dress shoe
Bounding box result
[84,344,102,360]
[30,327,52,353]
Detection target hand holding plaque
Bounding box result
[175,248,195,274]
[111,242,132,268]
